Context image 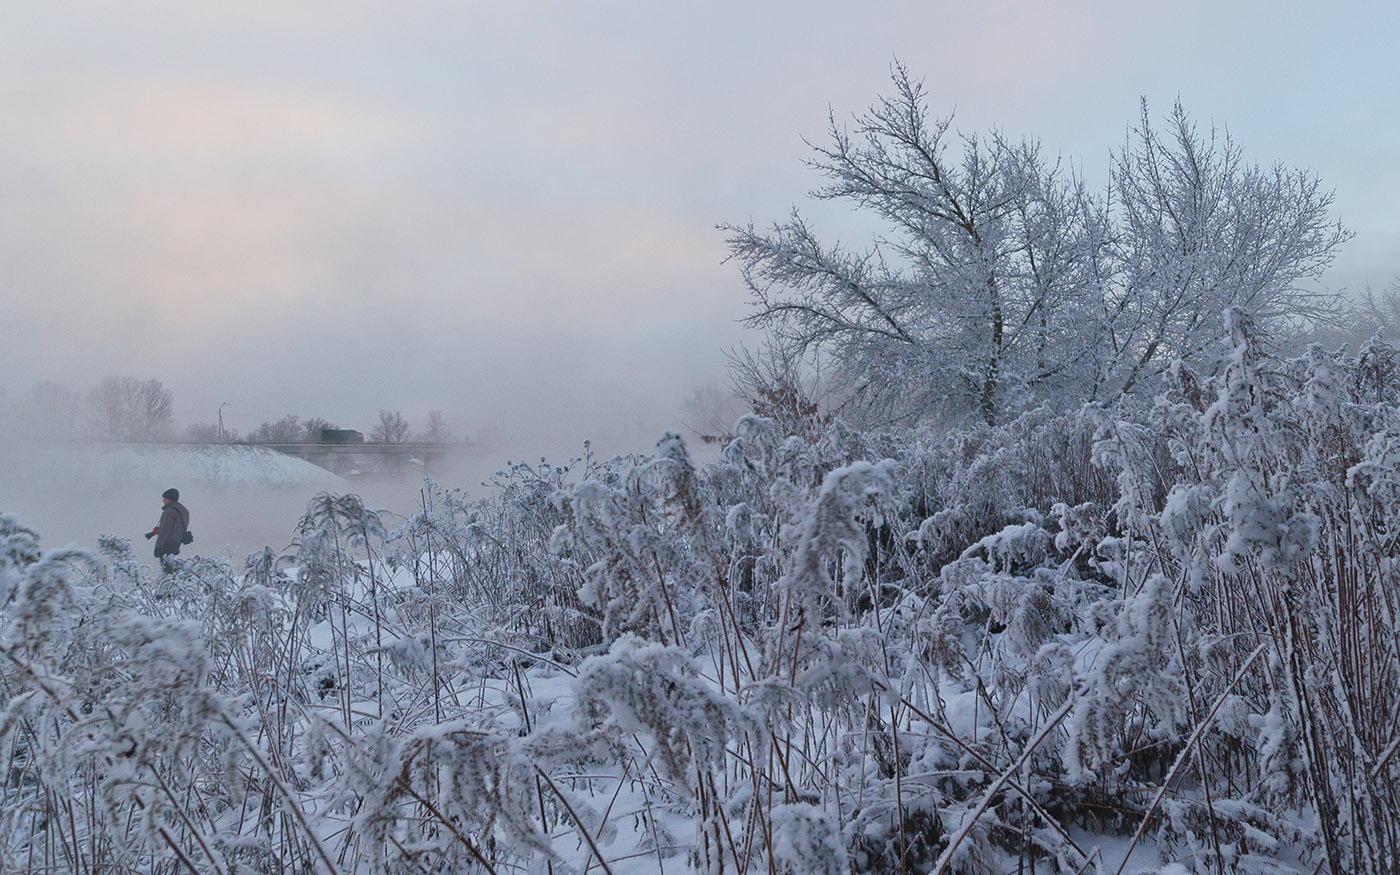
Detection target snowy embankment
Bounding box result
[3,441,346,491]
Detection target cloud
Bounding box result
[3,74,419,167]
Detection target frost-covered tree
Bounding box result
[1108,101,1349,393]
[248,413,303,443]
[725,337,832,441]
[1312,273,1400,353]
[372,408,411,443]
[301,415,336,441]
[86,375,175,440]
[182,421,240,442]
[727,63,1348,426]
[4,380,84,439]
[1352,275,1400,335]
[726,66,1075,426]
[680,381,748,443]
[418,408,452,442]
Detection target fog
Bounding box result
[8,478,359,563]
[0,381,734,561]
[0,437,660,561]
[3,2,1399,558]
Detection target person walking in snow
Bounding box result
[145,487,190,564]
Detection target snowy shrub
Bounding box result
[9,312,1400,873]
[0,513,41,606]
[350,720,581,872]
[769,802,849,875]
[576,635,762,792]
[1064,574,1187,784]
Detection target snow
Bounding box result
[3,441,347,491]
[5,325,1397,873]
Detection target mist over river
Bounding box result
[0,442,511,561]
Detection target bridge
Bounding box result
[258,441,483,475]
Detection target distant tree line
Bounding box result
[0,378,459,445]
[1,376,174,442]
[216,408,456,444]
[238,409,454,444]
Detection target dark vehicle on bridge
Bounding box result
[321,428,365,444]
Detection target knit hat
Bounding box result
[162,488,180,501]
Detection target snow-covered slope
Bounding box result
[3,442,347,491]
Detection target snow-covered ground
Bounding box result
[5,326,1394,874]
[3,441,348,491]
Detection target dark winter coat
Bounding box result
[154,500,189,559]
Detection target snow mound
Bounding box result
[4,442,347,491]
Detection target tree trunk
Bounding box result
[980,275,1004,425]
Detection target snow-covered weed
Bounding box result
[6,318,1400,873]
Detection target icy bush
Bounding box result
[6,315,1400,873]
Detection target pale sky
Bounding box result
[2,1,1397,460]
